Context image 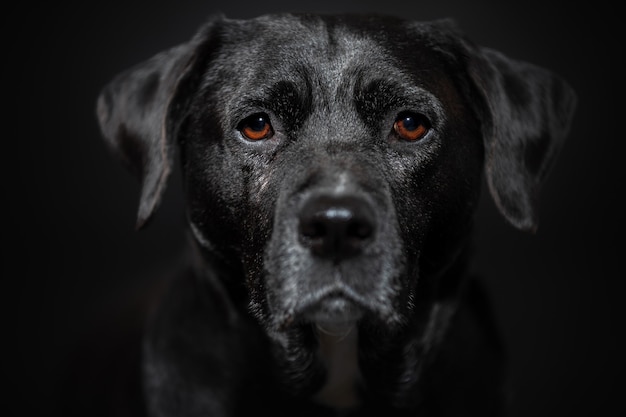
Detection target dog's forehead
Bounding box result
[226,14,393,56]
[213,15,456,93]
[248,15,390,68]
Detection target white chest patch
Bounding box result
[313,324,362,410]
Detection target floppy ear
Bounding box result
[467,47,577,232]
[96,16,221,229]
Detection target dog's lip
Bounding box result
[300,294,364,326]
[277,282,395,330]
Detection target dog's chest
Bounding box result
[313,326,361,410]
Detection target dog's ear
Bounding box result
[96,16,222,229]
[466,45,577,232]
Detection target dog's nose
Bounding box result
[298,195,376,260]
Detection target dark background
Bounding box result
[9,0,624,416]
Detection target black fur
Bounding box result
[96,13,576,416]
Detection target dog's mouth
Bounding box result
[302,294,364,327]
[280,283,369,330]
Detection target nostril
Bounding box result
[300,216,328,240]
[346,219,374,240]
[298,195,376,260]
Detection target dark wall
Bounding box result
[10,1,623,416]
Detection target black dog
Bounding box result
[96,13,575,416]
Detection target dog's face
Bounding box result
[179,15,487,335]
[97,13,575,347]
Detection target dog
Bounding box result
[96,13,576,416]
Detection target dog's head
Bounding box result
[97,13,575,347]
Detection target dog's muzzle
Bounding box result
[293,193,377,326]
[264,178,404,331]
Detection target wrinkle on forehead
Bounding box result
[218,19,408,109]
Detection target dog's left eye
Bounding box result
[238,113,274,141]
[393,112,430,142]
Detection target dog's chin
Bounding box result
[302,295,364,331]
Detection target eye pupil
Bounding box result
[401,116,419,131]
[240,113,273,140]
[248,116,267,131]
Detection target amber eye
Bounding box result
[239,113,273,141]
[393,113,430,141]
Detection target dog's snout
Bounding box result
[298,195,376,260]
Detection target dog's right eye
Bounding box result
[393,112,430,142]
[238,113,274,141]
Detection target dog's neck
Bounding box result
[313,324,361,410]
